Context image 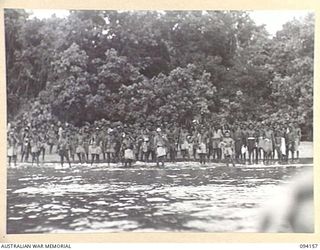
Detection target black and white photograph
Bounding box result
[5,9,314,234]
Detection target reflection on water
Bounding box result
[7,162,310,233]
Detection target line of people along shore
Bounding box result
[7,119,302,168]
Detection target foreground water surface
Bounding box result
[7,162,311,233]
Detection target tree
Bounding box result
[5,10,314,139]
[39,43,91,124]
[116,64,217,126]
[269,14,314,138]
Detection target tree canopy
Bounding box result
[5,10,314,139]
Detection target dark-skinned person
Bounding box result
[273,124,283,163]
[57,121,63,140]
[221,130,235,167]
[114,127,123,163]
[21,126,31,162]
[18,126,25,160]
[98,127,107,161]
[57,131,71,168]
[30,129,40,167]
[186,135,193,160]
[135,128,144,161]
[257,125,266,163]
[206,126,213,162]
[122,133,135,167]
[233,123,243,164]
[192,130,199,161]
[196,126,207,165]
[154,127,167,167]
[38,129,47,162]
[83,125,90,163]
[264,123,275,162]
[286,124,297,163]
[75,128,86,164]
[149,129,156,162]
[246,122,258,165]
[141,128,150,162]
[263,124,274,165]
[212,124,223,162]
[89,127,101,165]
[179,128,189,160]
[291,122,301,162]
[105,128,116,165]
[240,123,248,164]
[166,126,177,163]
[68,131,77,162]
[173,125,180,160]
[281,123,289,162]
[8,131,19,167]
[47,124,57,154]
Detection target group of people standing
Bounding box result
[7,119,302,167]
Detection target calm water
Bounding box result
[7,162,310,233]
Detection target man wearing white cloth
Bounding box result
[154,128,167,167]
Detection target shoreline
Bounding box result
[7,159,314,169]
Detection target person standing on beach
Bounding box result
[97,127,106,161]
[263,124,274,164]
[105,128,116,165]
[221,130,235,167]
[212,124,223,162]
[179,128,189,160]
[89,128,101,165]
[273,124,283,163]
[57,131,71,168]
[166,126,177,163]
[292,122,302,161]
[141,136,150,162]
[75,129,86,164]
[21,126,31,162]
[68,131,77,162]
[30,129,40,166]
[197,126,208,165]
[282,124,289,162]
[47,124,57,154]
[287,124,299,163]
[149,129,156,162]
[246,123,258,164]
[122,133,135,167]
[8,131,18,166]
[154,128,167,167]
[38,129,47,162]
[83,126,90,163]
[233,124,243,164]
[257,125,266,163]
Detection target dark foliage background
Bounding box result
[5,10,314,139]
